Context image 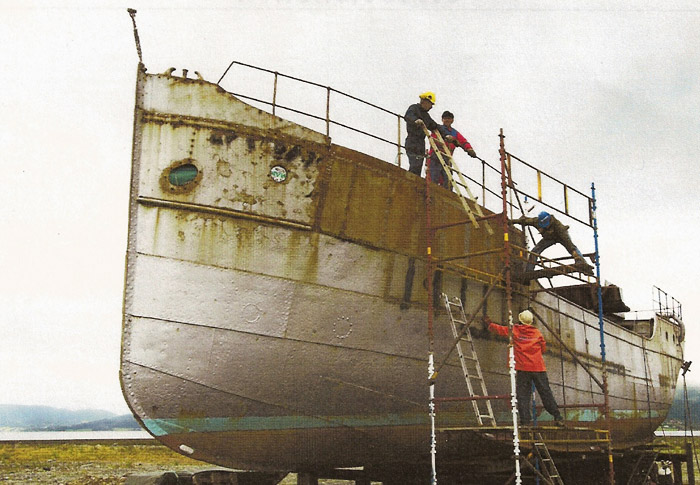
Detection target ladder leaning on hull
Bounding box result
[442,294,497,427]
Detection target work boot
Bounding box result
[574,255,594,275]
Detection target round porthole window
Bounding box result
[169,163,199,186]
[270,165,287,183]
[160,159,202,193]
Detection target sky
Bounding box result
[0,0,699,415]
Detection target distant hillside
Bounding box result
[663,383,700,428]
[0,405,116,429]
[43,413,141,431]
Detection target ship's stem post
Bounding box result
[592,182,615,485]
[500,129,522,484]
[126,9,143,66]
[426,154,438,485]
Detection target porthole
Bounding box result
[169,164,199,186]
[160,159,202,194]
[270,165,288,183]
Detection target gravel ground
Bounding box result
[0,440,365,484]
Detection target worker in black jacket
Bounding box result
[404,92,439,176]
[511,211,593,273]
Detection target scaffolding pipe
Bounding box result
[426,154,438,485]
[501,129,521,484]
[592,182,615,485]
[530,308,604,391]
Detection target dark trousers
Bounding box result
[428,155,451,188]
[516,370,562,424]
[525,237,584,271]
[405,137,425,176]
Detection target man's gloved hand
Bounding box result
[482,315,492,329]
[467,149,477,158]
[415,119,425,126]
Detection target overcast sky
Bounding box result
[1,0,699,415]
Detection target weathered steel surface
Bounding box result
[121,68,685,474]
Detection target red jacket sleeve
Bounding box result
[454,130,473,151]
[488,322,509,337]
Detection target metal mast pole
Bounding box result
[500,129,521,484]
[591,182,614,485]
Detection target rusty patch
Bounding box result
[246,137,256,152]
[274,143,287,159]
[303,151,320,168]
[285,145,301,162]
[209,131,239,146]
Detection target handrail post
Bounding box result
[326,87,331,138]
[397,115,402,167]
[481,159,486,207]
[272,72,278,116]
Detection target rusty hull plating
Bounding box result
[120,67,685,476]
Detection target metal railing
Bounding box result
[653,285,683,321]
[218,60,405,164]
[217,60,593,233]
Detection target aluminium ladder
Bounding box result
[532,432,565,485]
[442,294,497,426]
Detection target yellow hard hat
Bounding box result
[419,91,436,104]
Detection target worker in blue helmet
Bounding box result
[511,211,592,273]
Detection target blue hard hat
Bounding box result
[537,211,552,228]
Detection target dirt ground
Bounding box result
[1,437,698,484]
[0,440,361,484]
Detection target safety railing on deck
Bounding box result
[218,60,599,287]
[216,60,516,215]
[218,60,405,163]
[653,285,683,321]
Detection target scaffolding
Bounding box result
[424,128,615,484]
[197,59,687,483]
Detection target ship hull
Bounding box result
[121,67,685,474]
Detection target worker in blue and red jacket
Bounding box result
[483,309,564,427]
[404,92,439,176]
[427,110,477,188]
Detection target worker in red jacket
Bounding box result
[483,309,564,426]
[427,110,477,188]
